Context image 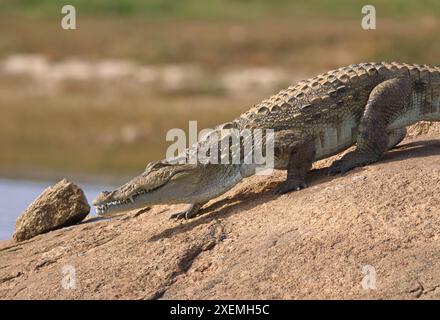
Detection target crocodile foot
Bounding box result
[169,203,204,220]
[170,211,189,220]
[328,151,379,175]
[274,180,307,195]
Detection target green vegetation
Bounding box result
[2,0,440,19]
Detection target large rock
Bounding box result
[13,179,90,242]
[0,135,439,299]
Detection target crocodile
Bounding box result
[93,62,440,219]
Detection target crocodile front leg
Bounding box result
[273,131,316,194]
[387,127,407,149]
[329,77,414,174]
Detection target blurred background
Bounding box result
[0,0,439,237]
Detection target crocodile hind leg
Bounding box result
[329,77,414,175]
[387,127,407,149]
[273,132,316,194]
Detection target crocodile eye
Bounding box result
[170,171,190,181]
[133,189,147,196]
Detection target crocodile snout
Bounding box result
[92,190,113,205]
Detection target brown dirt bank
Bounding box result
[0,127,439,299]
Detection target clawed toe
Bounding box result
[274,181,307,195]
[328,154,378,176]
[169,203,204,220]
[170,211,187,220]
[328,161,351,175]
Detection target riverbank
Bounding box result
[1,128,439,299]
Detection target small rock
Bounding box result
[13,179,90,242]
[351,175,367,182]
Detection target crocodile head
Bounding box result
[93,161,242,215]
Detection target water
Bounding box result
[0,179,111,240]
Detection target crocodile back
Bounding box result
[237,62,440,134]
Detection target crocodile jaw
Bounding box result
[93,163,244,216]
[94,188,157,215]
[93,178,196,216]
[95,200,139,216]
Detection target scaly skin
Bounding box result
[93,62,440,218]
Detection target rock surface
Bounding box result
[13,179,90,242]
[0,128,439,299]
